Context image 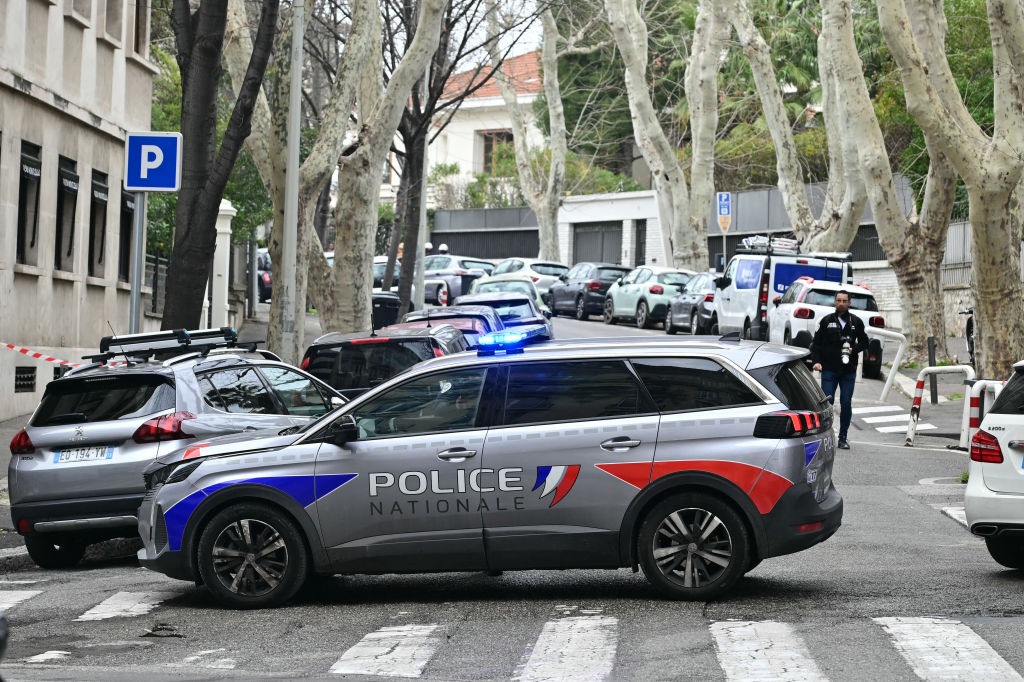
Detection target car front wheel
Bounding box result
[24,535,86,569]
[637,493,749,600]
[603,298,616,325]
[636,301,652,329]
[986,536,1024,569]
[197,503,309,609]
[690,312,700,335]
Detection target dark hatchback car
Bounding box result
[399,305,506,348]
[666,272,718,335]
[548,262,632,321]
[453,292,554,341]
[301,325,470,399]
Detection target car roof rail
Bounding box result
[719,331,742,343]
[87,328,243,365]
[162,341,278,367]
[64,362,104,377]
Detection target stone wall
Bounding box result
[850,261,902,331]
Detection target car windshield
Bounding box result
[476,281,534,297]
[372,262,400,281]
[804,289,878,311]
[32,375,176,426]
[480,300,535,320]
[532,263,568,276]
[328,340,432,392]
[659,272,692,286]
[597,267,630,281]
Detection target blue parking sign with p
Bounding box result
[124,132,182,192]
[717,192,731,216]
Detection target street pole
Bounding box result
[721,233,726,272]
[280,0,304,363]
[128,191,147,333]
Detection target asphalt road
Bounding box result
[1,315,1015,681]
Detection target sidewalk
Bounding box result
[237,301,325,350]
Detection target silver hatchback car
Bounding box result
[8,329,342,569]
[138,334,842,608]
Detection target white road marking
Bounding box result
[852,405,904,414]
[710,620,827,681]
[178,648,237,669]
[878,424,936,433]
[330,624,442,677]
[863,414,912,424]
[942,506,968,528]
[875,616,1022,681]
[0,579,41,584]
[74,591,178,622]
[514,615,618,682]
[0,590,41,611]
[847,440,961,454]
[25,650,71,663]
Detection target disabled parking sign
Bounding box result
[717,192,732,233]
[123,132,182,192]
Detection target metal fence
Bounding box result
[940,221,1024,287]
[144,254,169,315]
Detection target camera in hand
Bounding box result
[840,337,852,365]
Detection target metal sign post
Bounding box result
[717,192,732,270]
[124,132,182,333]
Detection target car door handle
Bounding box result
[1009,440,1024,449]
[437,447,477,462]
[600,437,642,451]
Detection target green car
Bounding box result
[603,266,695,329]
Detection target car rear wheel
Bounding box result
[710,315,719,335]
[575,297,589,321]
[197,503,309,609]
[665,311,677,334]
[742,320,752,340]
[24,535,86,569]
[637,492,749,600]
[636,301,652,329]
[690,312,700,335]
[603,298,616,325]
[985,536,1024,569]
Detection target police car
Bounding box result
[137,327,842,608]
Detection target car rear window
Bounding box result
[804,289,878,311]
[658,272,692,286]
[533,263,568,276]
[990,371,1024,415]
[32,375,176,426]
[631,358,762,412]
[476,281,534,297]
[747,360,828,411]
[597,267,630,281]
[478,300,535,320]
[322,340,433,392]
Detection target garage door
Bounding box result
[573,222,622,264]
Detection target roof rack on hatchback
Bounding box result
[84,328,242,364]
[163,344,281,367]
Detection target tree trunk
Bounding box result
[397,135,426,317]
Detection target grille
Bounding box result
[153,506,168,550]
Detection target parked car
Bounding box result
[400,305,506,348]
[767,279,885,378]
[666,272,718,335]
[469,275,550,315]
[424,254,496,300]
[257,248,272,303]
[137,336,841,608]
[6,328,343,569]
[965,360,1024,569]
[300,325,470,399]
[453,291,554,341]
[603,266,695,329]
[488,258,569,299]
[714,236,853,340]
[548,262,632,321]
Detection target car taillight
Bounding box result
[759,268,770,327]
[703,293,714,302]
[262,272,271,284]
[132,412,197,444]
[794,307,815,319]
[433,347,444,357]
[587,280,602,291]
[531,276,540,282]
[649,284,664,295]
[870,316,885,328]
[753,410,828,438]
[300,356,311,370]
[10,428,34,455]
[970,430,1004,463]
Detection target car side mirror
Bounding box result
[558,274,568,282]
[772,295,782,307]
[544,309,553,319]
[324,414,359,445]
[330,396,344,409]
[715,277,730,289]
[616,277,623,285]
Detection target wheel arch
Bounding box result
[617,471,767,567]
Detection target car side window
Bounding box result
[566,264,583,280]
[492,260,511,275]
[260,366,331,417]
[509,260,523,272]
[503,361,656,426]
[724,259,737,282]
[351,368,488,439]
[622,269,640,285]
[630,358,763,412]
[780,283,800,304]
[735,260,762,290]
[200,368,278,414]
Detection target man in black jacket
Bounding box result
[810,290,870,449]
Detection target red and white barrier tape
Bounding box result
[2,343,127,369]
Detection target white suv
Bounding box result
[965,361,1024,569]
[767,279,886,378]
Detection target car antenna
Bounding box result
[106,321,133,366]
[425,307,431,328]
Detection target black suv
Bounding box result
[301,325,470,399]
[548,262,631,320]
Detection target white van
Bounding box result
[713,237,853,340]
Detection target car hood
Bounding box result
[154,429,300,466]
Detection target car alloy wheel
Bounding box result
[576,297,589,321]
[198,503,309,609]
[665,313,677,335]
[603,298,616,325]
[636,301,652,329]
[637,493,749,600]
[690,312,699,335]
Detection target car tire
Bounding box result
[24,535,86,570]
[710,315,719,335]
[575,297,589,321]
[742,320,752,340]
[985,536,1024,569]
[603,298,616,325]
[636,301,652,329]
[690,312,700,336]
[637,492,750,601]
[197,503,309,609]
[665,312,677,334]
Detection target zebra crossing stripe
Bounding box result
[514,615,618,682]
[874,617,1023,681]
[878,424,936,433]
[0,590,41,611]
[852,406,904,414]
[862,414,912,424]
[329,624,442,677]
[74,591,178,622]
[710,620,827,681]
[24,650,71,663]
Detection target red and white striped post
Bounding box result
[905,365,975,447]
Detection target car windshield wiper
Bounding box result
[43,412,88,425]
[278,425,302,436]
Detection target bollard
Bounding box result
[905,365,976,446]
[927,337,938,405]
[957,379,1007,450]
[866,328,908,402]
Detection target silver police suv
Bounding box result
[8,329,343,569]
[138,332,841,608]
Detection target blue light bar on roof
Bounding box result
[477,324,547,355]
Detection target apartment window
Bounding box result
[104,0,123,42]
[55,157,80,272]
[88,171,109,277]
[118,192,134,282]
[17,142,42,266]
[480,130,512,174]
[132,0,150,57]
[67,0,93,23]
